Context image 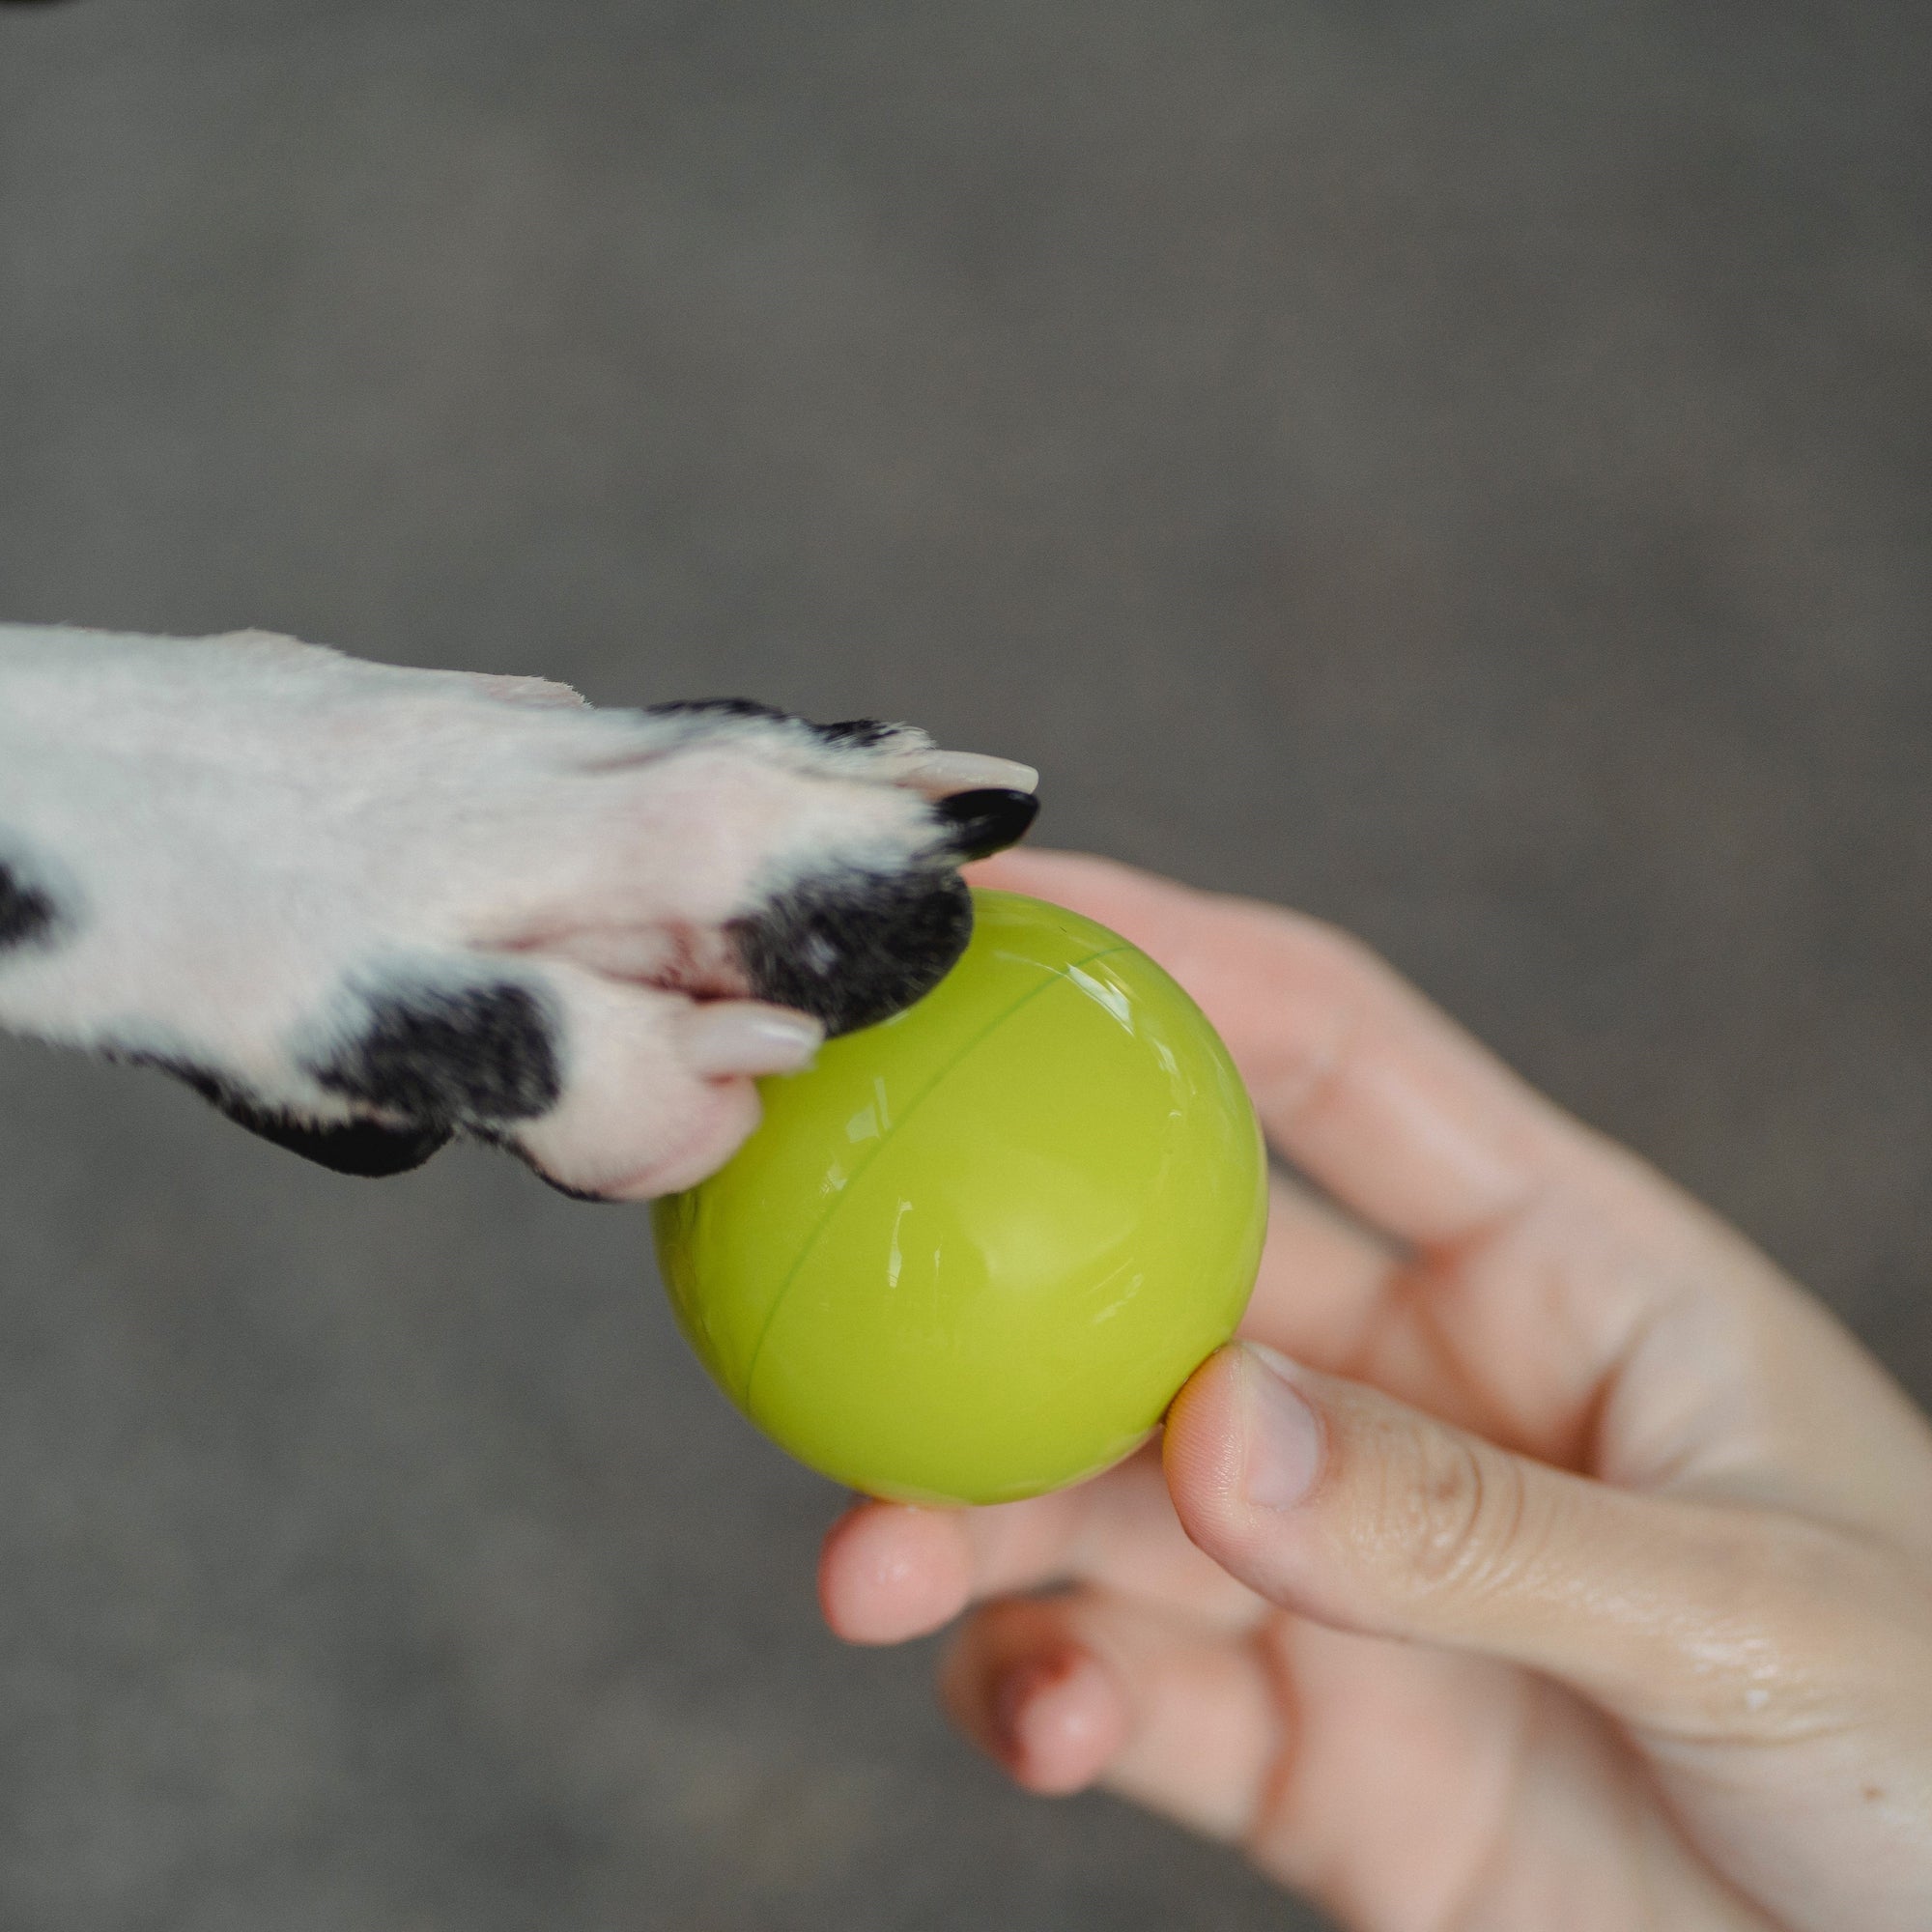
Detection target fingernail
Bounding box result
[682,1004,823,1077]
[933,787,1041,861]
[1237,1345,1322,1510]
[903,751,1040,796]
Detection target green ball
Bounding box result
[651,889,1268,1506]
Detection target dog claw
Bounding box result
[932,788,1041,862]
[897,751,1039,797]
[681,1003,824,1078]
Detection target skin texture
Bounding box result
[818,848,1932,1932]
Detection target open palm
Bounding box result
[818,849,1932,1931]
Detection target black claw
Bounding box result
[932,787,1040,862]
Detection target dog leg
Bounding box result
[0,626,1037,1197]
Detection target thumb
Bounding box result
[1163,1343,1899,1745]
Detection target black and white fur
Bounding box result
[0,625,1037,1199]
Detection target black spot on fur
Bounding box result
[121,1055,451,1177]
[0,860,61,952]
[814,718,897,750]
[647,699,904,756]
[312,980,562,1123]
[730,867,974,1036]
[646,697,788,724]
[217,1104,453,1177]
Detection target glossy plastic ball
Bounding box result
[652,889,1268,1505]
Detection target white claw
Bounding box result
[681,1002,824,1078]
[896,750,1039,796]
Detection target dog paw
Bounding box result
[0,627,1037,1197]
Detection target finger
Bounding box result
[821,1447,1264,1647]
[1244,1169,1556,1450]
[969,850,1932,1537]
[1166,1343,1927,1744]
[971,848,1569,1250]
[949,1580,1807,1929]
[940,1590,1282,1834]
[818,1183,1397,1649]
[1241,1169,1400,1368]
[818,1502,978,1644]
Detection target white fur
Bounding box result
[0,625,1014,1197]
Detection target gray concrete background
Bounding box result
[1,1,1928,1926]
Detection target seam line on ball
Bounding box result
[735,944,1133,1406]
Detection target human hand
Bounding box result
[817,848,1932,1931]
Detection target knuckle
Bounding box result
[1357,1413,1531,1613]
[1619,1515,1928,1742]
[1685,1522,1928,1738]
[1264,908,1396,1008]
